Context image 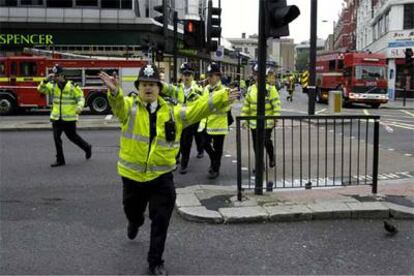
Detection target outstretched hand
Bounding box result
[98,71,119,93]
[228,88,240,103]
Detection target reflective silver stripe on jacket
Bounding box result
[122,132,180,148]
[208,94,216,112]
[180,105,188,127]
[127,101,138,134]
[207,128,229,133]
[119,158,176,172]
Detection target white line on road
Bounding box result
[401,110,414,117]
[404,153,413,157]
[386,123,414,130]
[315,108,327,114]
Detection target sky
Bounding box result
[217,0,345,44]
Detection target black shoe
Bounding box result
[269,159,276,168]
[50,161,65,167]
[179,166,187,174]
[208,171,219,179]
[148,264,168,275]
[196,152,204,159]
[127,222,139,240]
[85,145,92,160]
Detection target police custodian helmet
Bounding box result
[180,62,194,74]
[206,62,221,75]
[52,64,64,75]
[134,64,162,89]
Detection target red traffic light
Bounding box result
[186,21,195,33]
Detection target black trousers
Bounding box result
[180,122,203,168]
[203,130,226,172]
[251,128,275,162]
[122,173,176,267]
[52,120,90,163]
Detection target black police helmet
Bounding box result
[207,62,221,75]
[180,62,194,74]
[52,64,64,75]
[252,63,259,73]
[134,64,162,89]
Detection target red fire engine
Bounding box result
[0,56,147,115]
[316,51,388,108]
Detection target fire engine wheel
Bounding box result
[0,94,16,115]
[89,93,110,114]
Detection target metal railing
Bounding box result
[236,115,380,201]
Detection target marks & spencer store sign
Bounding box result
[0,34,54,45]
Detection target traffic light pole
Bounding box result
[255,0,267,195]
[308,0,317,115]
[173,11,178,84]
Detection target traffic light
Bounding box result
[207,0,221,52]
[183,20,204,49]
[405,48,413,65]
[265,0,300,38]
[154,0,168,37]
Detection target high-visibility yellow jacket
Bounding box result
[162,81,203,104]
[37,79,85,121]
[241,84,281,129]
[108,87,231,182]
[198,81,231,135]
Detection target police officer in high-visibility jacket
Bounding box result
[37,64,92,167]
[99,64,238,275]
[287,73,295,102]
[301,70,309,94]
[241,67,281,168]
[198,63,232,179]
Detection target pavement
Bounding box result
[175,180,414,224]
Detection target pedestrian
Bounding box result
[198,62,233,179]
[37,64,92,167]
[241,66,281,168]
[287,73,295,102]
[99,64,238,275]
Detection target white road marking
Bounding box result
[401,110,414,117]
[315,108,327,114]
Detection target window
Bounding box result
[121,0,131,9]
[19,62,37,77]
[11,62,16,75]
[404,4,414,29]
[85,69,118,86]
[0,0,17,6]
[76,0,98,6]
[355,66,385,80]
[47,0,72,7]
[0,62,5,76]
[329,60,336,71]
[337,59,344,70]
[21,0,43,5]
[101,0,119,8]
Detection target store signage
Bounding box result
[0,33,54,45]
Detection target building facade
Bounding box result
[333,0,359,51]
[227,33,296,75]
[356,0,414,98]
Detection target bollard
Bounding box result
[329,90,342,113]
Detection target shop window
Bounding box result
[404,4,414,29]
[19,62,37,77]
[47,0,72,7]
[0,0,17,6]
[76,0,98,6]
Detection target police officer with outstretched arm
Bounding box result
[99,64,238,275]
[37,64,92,167]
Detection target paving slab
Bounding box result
[177,206,223,223]
[384,202,414,219]
[346,202,389,218]
[264,205,313,221]
[175,193,201,208]
[219,206,268,223]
